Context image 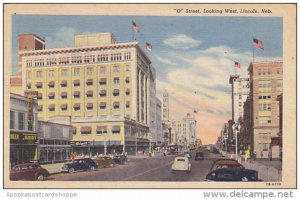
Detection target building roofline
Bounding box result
[19,34,45,43]
[19,41,139,56]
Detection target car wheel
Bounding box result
[69,168,75,173]
[36,174,44,181]
[90,166,95,171]
[110,163,114,168]
[241,177,248,182]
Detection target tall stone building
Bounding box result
[15,32,158,155]
[248,60,283,158]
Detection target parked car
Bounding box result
[210,159,239,171]
[94,156,116,168]
[171,157,191,173]
[184,151,192,159]
[61,158,97,173]
[195,151,204,160]
[10,163,50,181]
[206,168,261,181]
[113,155,127,165]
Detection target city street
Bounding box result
[50,149,220,181]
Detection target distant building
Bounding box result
[10,93,38,165]
[162,90,169,121]
[248,60,283,159]
[229,74,250,123]
[169,115,196,147]
[155,97,163,145]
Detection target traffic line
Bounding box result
[123,160,173,180]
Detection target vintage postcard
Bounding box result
[3,3,296,188]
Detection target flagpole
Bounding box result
[131,21,134,41]
[252,37,255,63]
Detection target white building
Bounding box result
[155,97,163,145]
[149,65,157,145]
[169,116,196,147]
[229,75,250,123]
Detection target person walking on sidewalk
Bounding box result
[268,148,272,161]
[71,151,75,162]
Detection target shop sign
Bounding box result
[10,132,37,144]
[70,141,90,146]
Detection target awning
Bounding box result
[81,126,92,133]
[113,89,119,94]
[27,82,31,87]
[60,92,67,97]
[86,79,93,85]
[112,126,120,131]
[125,77,130,83]
[99,78,107,84]
[73,79,80,85]
[99,90,106,95]
[48,81,55,87]
[113,102,120,106]
[61,104,68,109]
[60,80,67,86]
[48,92,55,97]
[86,103,93,108]
[73,103,80,108]
[99,102,106,108]
[35,82,42,87]
[126,88,130,94]
[73,91,80,96]
[48,104,55,109]
[86,90,93,96]
[38,105,43,110]
[37,93,43,99]
[96,126,107,131]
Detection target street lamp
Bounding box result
[232,123,241,160]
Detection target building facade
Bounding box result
[38,119,73,163]
[10,93,38,165]
[17,32,155,155]
[248,60,283,158]
[169,116,196,148]
[155,97,163,145]
[229,75,250,123]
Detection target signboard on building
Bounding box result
[10,132,37,144]
[24,91,38,125]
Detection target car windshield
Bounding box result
[177,159,186,162]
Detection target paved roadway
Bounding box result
[50,149,222,181]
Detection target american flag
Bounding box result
[146,42,152,51]
[132,21,140,32]
[253,38,264,50]
[234,61,241,68]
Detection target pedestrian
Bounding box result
[260,151,263,159]
[268,149,272,161]
[71,151,75,162]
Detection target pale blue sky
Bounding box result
[11,15,283,143]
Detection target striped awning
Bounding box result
[35,82,42,87]
[61,104,68,109]
[99,78,107,84]
[73,103,80,108]
[48,92,55,97]
[48,81,55,87]
[73,79,80,85]
[96,126,107,131]
[86,103,93,108]
[60,80,67,86]
[99,102,106,108]
[112,126,120,131]
[73,91,80,96]
[60,92,67,97]
[86,79,93,84]
[81,126,91,133]
[113,89,119,94]
[86,90,93,96]
[48,104,55,109]
[37,93,43,99]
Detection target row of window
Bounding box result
[258,103,272,112]
[258,95,272,100]
[26,52,132,67]
[30,65,130,79]
[257,68,282,76]
[258,81,283,88]
[35,89,131,100]
[38,102,131,112]
[27,77,130,89]
[74,126,121,135]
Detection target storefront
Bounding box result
[10,131,38,165]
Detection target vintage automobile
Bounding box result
[94,156,116,168]
[184,151,192,159]
[171,157,191,173]
[113,155,127,165]
[210,159,240,171]
[61,158,98,173]
[195,151,204,160]
[10,163,50,181]
[206,168,261,181]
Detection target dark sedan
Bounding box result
[113,155,127,165]
[206,168,261,181]
[10,163,50,181]
[195,152,204,160]
[61,158,98,173]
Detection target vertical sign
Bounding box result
[24,91,38,125]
